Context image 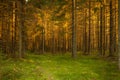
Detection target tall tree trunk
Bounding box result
[97,11,100,54]
[72,0,77,58]
[103,6,105,56]
[18,1,22,58]
[99,6,103,56]
[88,0,91,55]
[11,1,16,57]
[1,0,7,55]
[83,9,87,54]
[18,0,25,58]
[118,0,120,70]
[14,1,18,57]
[109,0,114,57]
[114,0,117,53]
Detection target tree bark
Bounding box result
[41,17,45,54]
[118,0,120,70]
[109,0,114,57]
[18,0,25,58]
[83,9,87,54]
[99,6,103,56]
[72,0,77,58]
[88,0,91,55]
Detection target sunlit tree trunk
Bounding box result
[11,1,16,57]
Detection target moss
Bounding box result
[0,53,120,80]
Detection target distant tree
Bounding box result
[83,9,87,54]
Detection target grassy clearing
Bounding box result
[0,53,120,80]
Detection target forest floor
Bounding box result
[0,53,120,80]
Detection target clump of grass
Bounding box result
[0,66,22,80]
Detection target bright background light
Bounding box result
[26,0,28,2]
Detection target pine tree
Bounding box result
[71,0,77,58]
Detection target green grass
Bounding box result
[0,53,120,80]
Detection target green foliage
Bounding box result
[80,0,87,4]
[28,0,46,9]
[93,7,99,13]
[51,0,68,21]
[0,54,120,80]
[36,25,44,31]
[52,13,66,21]
[96,0,103,2]
[29,0,67,9]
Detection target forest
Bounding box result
[0,0,120,80]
